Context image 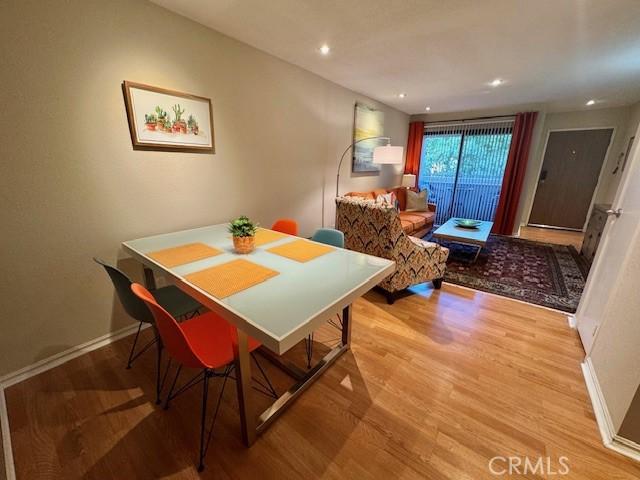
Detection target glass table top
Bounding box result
[123,224,394,353]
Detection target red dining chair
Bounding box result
[130,283,276,472]
[271,218,298,236]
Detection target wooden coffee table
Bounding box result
[432,218,493,263]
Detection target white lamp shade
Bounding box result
[402,174,416,187]
[372,145,403,164]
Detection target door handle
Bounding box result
[606,208,622,218]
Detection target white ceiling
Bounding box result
[151,0,640,115]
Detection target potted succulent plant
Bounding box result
[172,104,187,134]
[144,113,158,130]
[187,114,199,135]
[154,106,168,129]
[228,215,258,254]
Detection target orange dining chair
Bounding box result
[131,283,276,472]
[271,218,298,236]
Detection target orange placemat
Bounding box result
[267,239,334,263]
[185,259,279,299]
[147,243,222,268]
[254,228,288,246]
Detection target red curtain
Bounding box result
[492,112,538,235]
[404,121,424,187]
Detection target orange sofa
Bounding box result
[344,187,436,238]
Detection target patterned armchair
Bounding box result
[336,196,449,304]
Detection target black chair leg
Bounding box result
[155,341,164,404]
[199,366,231,472]
[163,364,183,410]
[251,353,278,398]
[328,313,342,331]
[305,333,314,369]
[126,321,143,369]
[198,369,210,473]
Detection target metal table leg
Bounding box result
[341,304,352,346]
[234,329,256,446]
[143,267,156,290]
[237,305,353,445]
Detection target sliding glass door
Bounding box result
[419,119,514,225]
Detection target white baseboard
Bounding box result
[567,314,577,329]
[613,435,640,462]
[0,322,146,480]
[0,322,145,388]
[582,358,617,443]
[582,358,640,463]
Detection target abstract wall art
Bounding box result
[352,103,385,173]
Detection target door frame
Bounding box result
[524,126,617,231]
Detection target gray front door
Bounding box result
[529,128,613,230]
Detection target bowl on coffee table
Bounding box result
[454,218,482,229]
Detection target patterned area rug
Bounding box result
[435,234,590,313]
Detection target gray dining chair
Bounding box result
[93,257,201,403]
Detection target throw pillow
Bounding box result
[390,187,408,211]
[376,192,398,210]
[406,189,428,212]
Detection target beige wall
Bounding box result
[612,101,640,201]
[0,0,408,376]
[589,225,640,433]
[609,102,640,445]
[583,115,640,447]
[412,104,637,233]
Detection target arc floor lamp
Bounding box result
[335,136,404,197]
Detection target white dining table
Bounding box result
[122,224,395,446]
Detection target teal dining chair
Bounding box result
[305,228,345,368]
[311,228,344,248]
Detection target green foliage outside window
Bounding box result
[419,133,512,183]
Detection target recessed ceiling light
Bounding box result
[398,93,407,99]
[319,44,330,55]
[586,99,596,106]
[490,78,503,87]
[425,106,431,111]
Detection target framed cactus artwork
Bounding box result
[123,81,214,153]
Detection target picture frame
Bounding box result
[122,81,214,154]
[352,102,385,174]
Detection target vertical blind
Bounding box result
[419,118,515,224]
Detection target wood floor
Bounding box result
[6,284,640,479]
[518,225,584,251]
